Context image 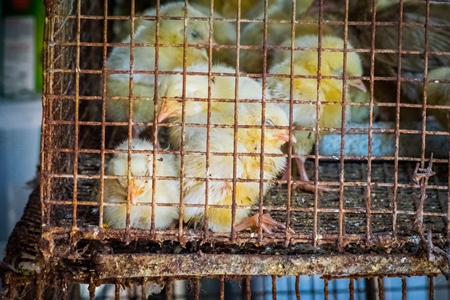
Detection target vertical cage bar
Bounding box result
[428,275,434,300]
[150,0,162,235]
[284,0,296,244]
[177,0,190,240]
[220,276,225,300]
[271,275,277,300]
[200,0,216,241]
[295,276,301,300]
[338,0,351,252]
[401,276,407,300]
[230,0,242,243]
[245,276,252,300]
[98,0,109,229]
[378,277,385,300]
[115,282,120,299]
[324,278,329,300]
[392,0,406,247]
[255,0,270,243]
[366,0,377,243]
[88,280,96,300]
[193,278,200,300]
[349,278,355,300]
[124,0,137,232]
[166,278,173,300]
[70,0,82,232]
[41,1,55,227]
[312,0,324,248]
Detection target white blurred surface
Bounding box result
[0,97,41,258]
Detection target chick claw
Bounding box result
[234,213,295,234]
[291,181,339,197]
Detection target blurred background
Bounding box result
[0,0,44,259]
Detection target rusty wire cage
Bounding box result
[1,0,450,299]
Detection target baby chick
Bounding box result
[189,0,257,18]
[182,103,293,233]
[268,35,365,193]
[157,63,268,150]
[190,4,238,66]
[239,0,336,73]
[106,2,211,137]
[103,139,180,229]
[420,67,450,130]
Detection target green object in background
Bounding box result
[1,0,44,97]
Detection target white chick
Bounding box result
[157,62,268,150]
[106,2,212,138]
[182,103,294,233]
[103,138,179,229]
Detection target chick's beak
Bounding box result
[349,79,367,92]
[276,131,297,143]
[129,179,144,205]
[157,103,176,123]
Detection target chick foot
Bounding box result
[293,157,339,195]
[234,213,294,234]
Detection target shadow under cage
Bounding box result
[1,0,450,299]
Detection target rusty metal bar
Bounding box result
[245,276,251,300]
[349,278,354,300]
[295,276,301,300]
[402,276,407,300]
[428,275,434,300]
[378,277,385,300]
[92,253,446,279]
[271,275,277,300]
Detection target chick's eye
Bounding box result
[190,30,200,39]
[265,119,275,126]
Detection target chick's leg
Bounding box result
[234,213,294,234]
[292,157,339,195]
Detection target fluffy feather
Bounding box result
[106,2,211,130]
[103,139,180,229]
[157,63,268,149]
[268,34,365,193]
[182,103,291,233]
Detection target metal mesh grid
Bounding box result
[2,0,450,298]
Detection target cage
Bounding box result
[1,0,450,299]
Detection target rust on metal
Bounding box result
[92,253,447,279]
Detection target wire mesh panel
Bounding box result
[2,0,450,299]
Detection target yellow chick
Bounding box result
[239,0,335,73]
[157,63,268,149]
[182,103,293,233]
[106,2,211,137]
[268,35,365,193]
[190,4,238,67]
[189,0,257,18]
[420,67,450,130]
[103,138,180,229]
[277,35,366,130]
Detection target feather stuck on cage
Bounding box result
[268,35,365,193]
[106,2,212,138]
[102,139,180,230]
